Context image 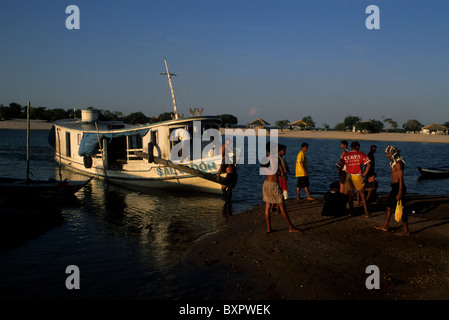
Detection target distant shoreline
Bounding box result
[220,128,449,144]
[0,119,53,131]
[2,119,448,144]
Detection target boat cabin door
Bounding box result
[65,132,71,157]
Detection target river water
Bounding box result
[0,129,448,299]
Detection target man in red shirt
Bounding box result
[336,141,371,218]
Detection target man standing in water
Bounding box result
[375,145,409,236]
[336,141,371,218]
[261,142,299,234]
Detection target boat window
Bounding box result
[150,130,158,145]
[65,132,71,157]
[202,122,220,132]
[127,134,143,150]
[77,133,81,145]
[126,134,143,162]
[169,127,189,149]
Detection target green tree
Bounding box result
[356,119,384,133]
[302,116,315,129]
[157,112,175,122]
[123,112,151,124]
[217,114,238,127]
[343,115,361,131]
[383,117,398,132]
[99,110,123,121]
[7,102,25,118]
[0,104,10,119]
[275,120,289,131]
[30,106,47,120]
[46,108,70,121]
[334,123,346,131]
[403,119,423,132]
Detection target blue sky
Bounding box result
[1,0,448,127]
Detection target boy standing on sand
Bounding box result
[278,144,289,200]
[336,141,371,218]
[261,142,299,234]
[375,145,409,236]
[295,143,314,201]
[339,140,349,193]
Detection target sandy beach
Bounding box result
[183,195,449,300]
[222,128,449,144]
[0,119,53,130]
[280,129,449,144]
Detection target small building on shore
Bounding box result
[289,119,308,130]
[421,123,449,135]
[247,118,270,129]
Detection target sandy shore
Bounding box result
[0,119,53,130]
[183,195,449,300]
[221,128,449,144]
[280,130,449,144]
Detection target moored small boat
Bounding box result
[0,176,91,198]
[417,166,449,179]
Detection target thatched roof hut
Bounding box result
[289,119,308,127]
[247,118,270,128]
[421,123,448,135]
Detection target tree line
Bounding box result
[2,103,446,132]
[0,102,239,126]
[276,115,449,133]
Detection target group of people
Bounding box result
[259,139,409,236]
[259,141,316,233]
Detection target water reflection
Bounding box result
[59,168,229,269]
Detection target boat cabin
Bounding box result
[50,109,222,173]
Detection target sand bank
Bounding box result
[221,128,449,144]
[0,119,53,130]
[281,130,449,144]
[183,195,449,300]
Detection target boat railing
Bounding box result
[127,148,144,161]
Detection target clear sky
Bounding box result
[1,0,448,127]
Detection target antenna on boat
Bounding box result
[160,58,179,119]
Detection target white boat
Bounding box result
[48,60,227,194]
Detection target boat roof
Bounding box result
[54,116,221,133]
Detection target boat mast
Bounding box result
[26,101,30,187]
[161,58,179,119]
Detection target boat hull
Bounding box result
[0,177,91,198]
[55,155,224,194]
[417,167,449,179]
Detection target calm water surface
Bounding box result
[0,129,448,299]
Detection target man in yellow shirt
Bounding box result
[296,142,314,201]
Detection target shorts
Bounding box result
[278,177,287,191]
[263,181,284,204]
[386,183,407,209]
[297,176,309,188]
[345,174,365,191]
[223,173,238,188]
